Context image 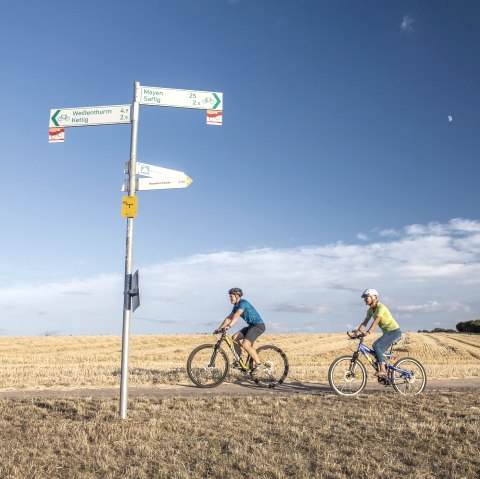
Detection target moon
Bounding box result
[448,115,453,122]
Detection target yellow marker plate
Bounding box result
[121,196,138,218]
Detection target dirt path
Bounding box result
[1,378,479,399]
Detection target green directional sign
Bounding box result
[49,104,132,127]
[139,86,223,111]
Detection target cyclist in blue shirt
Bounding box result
[215,287,266,372]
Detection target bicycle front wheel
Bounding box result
[252,345,289,388]
[391,357,427,395]
[186,344,229,388]
[328,356,367,396]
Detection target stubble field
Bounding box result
[0,332,479,390]
[0,332,479,478]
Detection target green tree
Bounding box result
[456,320,480,333]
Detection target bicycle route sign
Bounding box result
[139,86,223,111]
[122,162,193,191]
[49,104,132,128]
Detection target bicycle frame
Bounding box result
[356,341,393,366]
[351,335,413,383]
[214,331,252,372]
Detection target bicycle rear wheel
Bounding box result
[186,344,229,388]
[328,356,367,396]
[391,357,426,395]
[251,345,289,388]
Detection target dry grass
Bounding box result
[0,392,479,478]
[0,333,479,478]
[0,333,479,391]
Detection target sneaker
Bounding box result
[251,363,265,374]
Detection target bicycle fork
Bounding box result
[349,352,361,374]
[208,340,224,367]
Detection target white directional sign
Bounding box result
[136,162,182,177]
[122,175,192,191]
[49,104,132,127]
[137,175,192,191]
[139,86,223,111]
[122,162,193,191]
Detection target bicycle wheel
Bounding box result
[251,345,289,388]
[328,356,367,396]
[391,357,427,395]
[186,344,229,388]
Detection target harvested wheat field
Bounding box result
[0,333,479,478]
[0,332,479,391]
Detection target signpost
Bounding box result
[122,162,193,191]
[49,81,222,420]
[139,86,222,110]
[49,105,131,128]
[136,162,185,177]
[125,175,193,191]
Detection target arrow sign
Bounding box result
[122,175,193,191]
[139,86,223,111]
[136,162,185,178]
[137,175,193,191]
[49,104,132,127]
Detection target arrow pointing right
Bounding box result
[212,93,221,110]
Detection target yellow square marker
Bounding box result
[121,196,138,218]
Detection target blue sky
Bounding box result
[1,0,479,336]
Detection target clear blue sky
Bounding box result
[1,0,479,336]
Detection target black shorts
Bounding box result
[238,323,266,344]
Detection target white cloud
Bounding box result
[394,301,472,315]
[378,228,400,238]
[1,218,479,335]
[272,302,330,315]
[401,15,415,33]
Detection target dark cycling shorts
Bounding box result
[238,323,266,344]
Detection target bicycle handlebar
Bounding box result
[213,328,229,335]
[347,330,365,340]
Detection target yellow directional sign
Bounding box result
[121,196,138,218]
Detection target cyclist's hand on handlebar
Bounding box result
[348,330,365,339]
[214,326,230,334]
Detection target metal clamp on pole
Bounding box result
[126,270,140,312]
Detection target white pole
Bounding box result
[120,81,140,419]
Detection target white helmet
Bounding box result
[361,288,378,298]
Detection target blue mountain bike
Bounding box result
[328,331,427,396]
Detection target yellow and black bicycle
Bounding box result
[187,330,289,388]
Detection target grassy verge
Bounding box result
[0,391,478,479]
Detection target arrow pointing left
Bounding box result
[49,105,132,128]
[51,110,60,126]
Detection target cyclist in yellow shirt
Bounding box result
[355,288,402,378]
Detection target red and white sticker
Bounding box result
[49,127,65,143]
[206,109,223,126]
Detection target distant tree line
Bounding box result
[417,320,480,333]
[418,327,457,333]
[456,320,480,333]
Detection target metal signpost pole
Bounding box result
[120,81,140,420]
[50,81,221,420]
